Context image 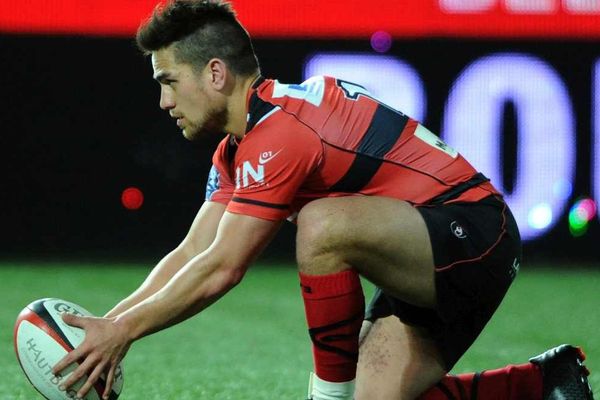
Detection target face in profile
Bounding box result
[151,46,228,141]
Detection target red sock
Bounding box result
[418,362,543,400]
[300,269,364,383]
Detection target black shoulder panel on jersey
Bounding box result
[246,91,276,133]
[329,104,408,192]
[358,104,408,158]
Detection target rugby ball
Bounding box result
[14,298,124,400]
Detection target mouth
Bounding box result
[175,117,184,128]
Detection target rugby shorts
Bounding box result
[364,195,522,370]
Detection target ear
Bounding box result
[206,58,228,91]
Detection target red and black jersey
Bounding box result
[206,76,499,221]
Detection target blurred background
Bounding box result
[1,0,599,263]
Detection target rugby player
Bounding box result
[52,1,594,399]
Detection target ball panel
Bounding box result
[15,308,73,355]
[23,298,77,353]
[16,320,73,400]
[38,299,124,398]
[36,298,93,349]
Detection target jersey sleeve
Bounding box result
[205,137,235,205]
[226,117,323,220]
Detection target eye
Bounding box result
[158,79,176,87]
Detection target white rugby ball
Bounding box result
[14,298,124,400]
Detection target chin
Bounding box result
[182,129,194,141]
[183,109,228,141]
[180,122,202,140]
[182,126,214,141]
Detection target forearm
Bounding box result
[113,253,244,340]
[105,202,226,319]
[104,246,194,318]
[111,211,280,342]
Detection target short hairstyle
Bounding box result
[136,0,260,76]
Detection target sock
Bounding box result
[417,362,543,400]
[300,269,364,383]
[309,372,355,400]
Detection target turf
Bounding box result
[0,262,598,399]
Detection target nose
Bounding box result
[159,86,175,110]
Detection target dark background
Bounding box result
[1,35,598,263]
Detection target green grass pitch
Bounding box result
[1,262,598,399]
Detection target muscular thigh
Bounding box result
[296,196,436,308]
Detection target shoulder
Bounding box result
[256,76,338,109]
[240,114,323,169]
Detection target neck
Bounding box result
[225,72,261,139]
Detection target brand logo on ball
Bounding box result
[26,338,62,385]
[53,302,84,317]
[450,221,467,239]
[24,337,80,398]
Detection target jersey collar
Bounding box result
[245,76,277,135]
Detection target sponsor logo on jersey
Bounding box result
[236,150,282,189]
[450,220,467,239]
[258,149,281,164]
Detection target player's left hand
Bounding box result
[52,313,132,400]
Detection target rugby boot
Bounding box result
[530,344,594,400]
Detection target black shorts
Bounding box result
[364,195,522,370]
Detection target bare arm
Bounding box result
[115,211,281,338]
[104,201,226,318]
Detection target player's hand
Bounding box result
[52,313,132,400]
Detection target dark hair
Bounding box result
[136,0,259,76]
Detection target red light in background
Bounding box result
[121,187,144,210]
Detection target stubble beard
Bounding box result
[184,105,229,141]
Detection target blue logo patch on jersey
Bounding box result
[205,165,220,201]
[272,76,325,106]
[287,84,308,91]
